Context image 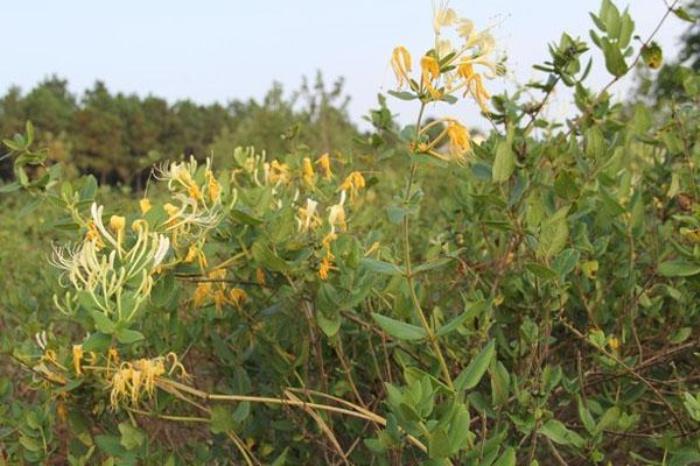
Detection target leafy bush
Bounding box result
[1,2,700,465]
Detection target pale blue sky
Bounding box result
[1,1,690,129]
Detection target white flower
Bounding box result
[328,191,347,233]
[433,1,457,34]
[296,198,320,232]
[91,203,119,251]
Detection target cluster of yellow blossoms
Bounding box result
[153,157,227,248]
[192,268,247,312]
[33,330,190,411]
[109,352,188,409]
[390,2,504,162]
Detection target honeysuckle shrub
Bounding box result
[1,1,700,465]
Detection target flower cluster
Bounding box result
[154,157,228,249]
[391,2,503,110]
[51,203,170,322]
[390,2,504,162]
[108,352,188,409]
[192,268,248,312]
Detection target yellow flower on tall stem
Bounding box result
[446,120,471,159]
[339,172,366,201]
[421,55,442,99]
[72,344,84,376]
[302,157,316,187]
[391,46,413,89]
[317,153,333,180]
[139,198,152,214]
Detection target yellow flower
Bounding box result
[229,288,247,308]
[206,170,221,202]
[608,336,620,351]
[72,344,84,376]
[56,399,67,423]
[446,120,471,159]
[139,198,152,214]
[339,171,366,201]
[109,215,126,246]
[319,255,332,281]
[183,243,208,269]
[457,62,475,81]
[297,198,321,232]
[85,220,105,250]
[109,356,173,409]
[193,282,212,308]
[256,267,266,287]
[421,56,440,82]
[108,347,120,366]
[421,55,442,99]
[184,244,198,263]
[164,203,179,218]
[328,191,347,232]
[458,63,492,113]
[322,232,337,249]
[266,160,290,185]
[213,289,228,312]
[391,46,413,89]
[317,153,333,180]
[433,1,457,34]
[303,157,316,187]
[470,74,491,113]
[188,183,203,201]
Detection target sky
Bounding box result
[1,1,691,130]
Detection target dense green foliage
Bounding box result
[1,2,700,465]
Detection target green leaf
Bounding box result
[90,310,116,334]
[455,340,496,392]
[19,434,43,452]
[386,205,407,224]
[670,327,692,344]
[251,241,289,272]
[0,181,21,193]
[210,406,236,434]
[413,257,453,274]
[82,332,112,352]
[537,207,569,260]
[115,328,145,344]
[436,311,470,337]
[118,423,145,450]
[371,313,427,341]
[446,403,470,453]
[539,419,585,448]
[231,209,263,226]
[525,262,558,281]
[603,41,627,77]
[552,248,580,278]
[388,90,418,101]
[361,258,404,276]
[618,12,634,48]
[490,361,511,407]
[658,260,700,277]
[577,397,596,434]
[316,283,342,337]
[428,428,451,459]
[493,447,516,466]
[673,7,695,22]
[492,140,514,183]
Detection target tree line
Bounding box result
[0,73,360,187]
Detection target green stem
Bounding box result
[402,102,454,389]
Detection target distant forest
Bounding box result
[0,73,360,187]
